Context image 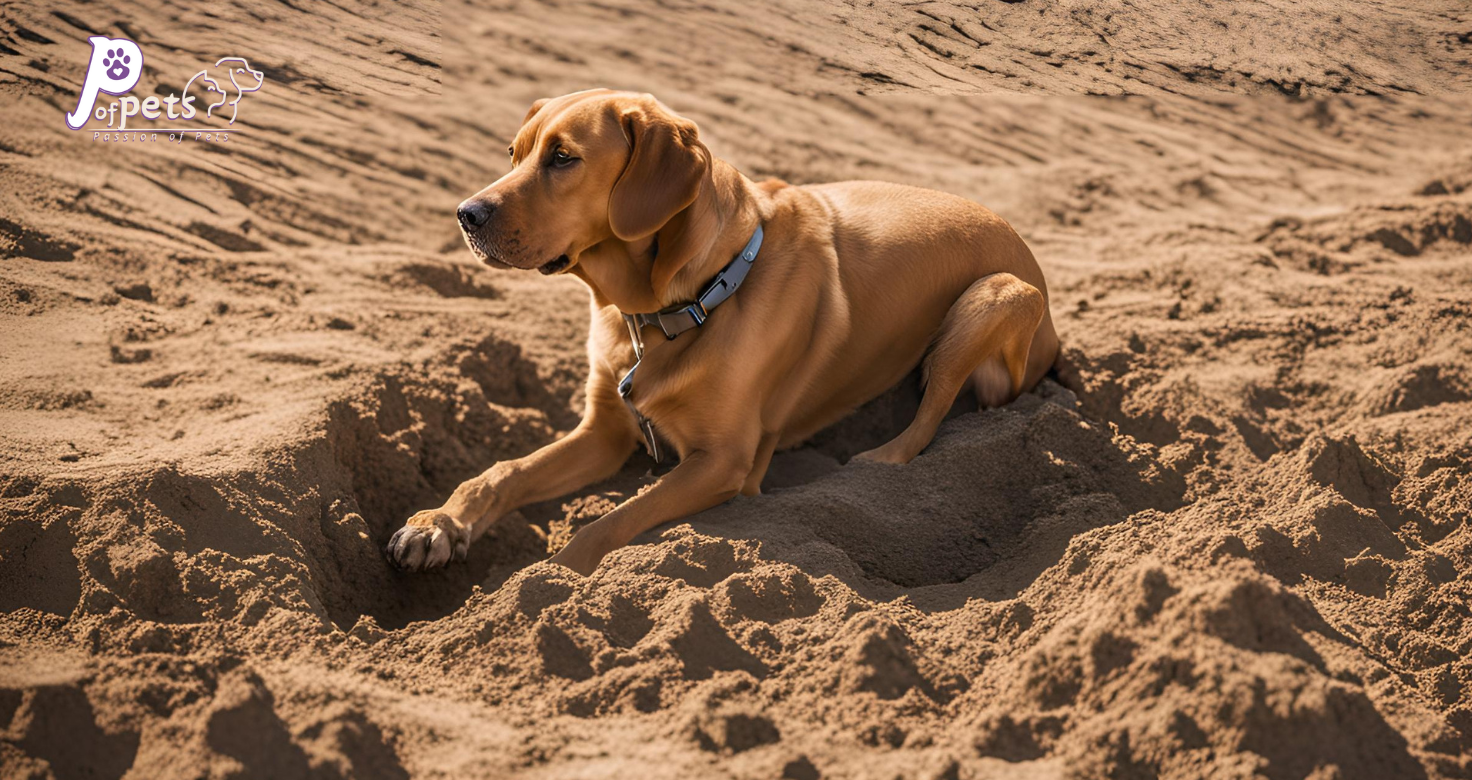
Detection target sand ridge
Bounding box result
[2,0,1472,777]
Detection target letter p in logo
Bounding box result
[66,36,143,130]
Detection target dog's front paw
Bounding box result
[385,510,469,572]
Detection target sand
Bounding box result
[2,0,1472,777]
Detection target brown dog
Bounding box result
[386,89,1059,576]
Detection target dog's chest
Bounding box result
[593,315,685,453]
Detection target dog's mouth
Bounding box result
[461,227,571,274]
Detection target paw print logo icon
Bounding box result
[102,48,131,82]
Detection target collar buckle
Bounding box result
[617,223,763,463]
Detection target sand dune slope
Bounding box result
[3,0,1472,777]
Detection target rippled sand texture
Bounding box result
[2,0,1472,777]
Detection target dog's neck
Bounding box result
[574,158,759,315]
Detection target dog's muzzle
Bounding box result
[457,199,493,230]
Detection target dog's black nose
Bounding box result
[457,200,492,229]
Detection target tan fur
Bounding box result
[386,90,1060,575]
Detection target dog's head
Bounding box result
[457,90,710,282]
[216,57,264,93]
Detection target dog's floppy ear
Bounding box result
[609,99,709,244]
[521,98,550,126]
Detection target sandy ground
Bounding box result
[3,0,1472,777]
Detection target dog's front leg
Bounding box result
[548,447,754,575]
[386,390,637,571]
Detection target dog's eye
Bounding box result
[507,145,514,159]
[550,148,576,168]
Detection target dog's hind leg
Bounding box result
[974,306,1057,408]
[854,273,1046,465]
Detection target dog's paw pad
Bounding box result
[385,511,468,572]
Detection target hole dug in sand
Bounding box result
[313,331,580,630]
[0,330,579,651]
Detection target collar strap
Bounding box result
[626,224,764,340]
[617,222,763,464]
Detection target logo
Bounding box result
[185,57,265,124]
[66,35,265,139]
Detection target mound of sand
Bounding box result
[3,0,1472,777]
